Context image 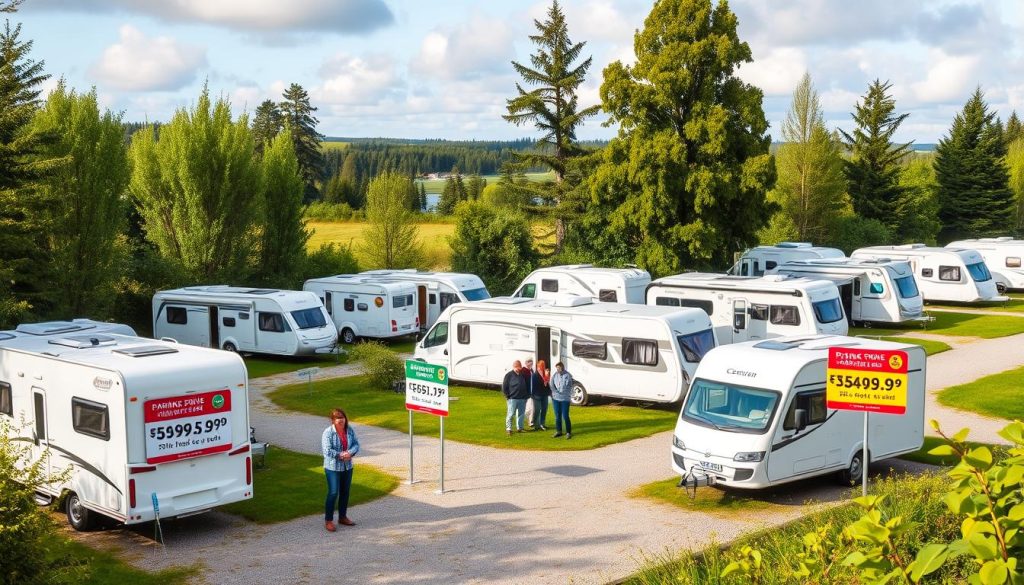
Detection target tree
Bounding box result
[436,167,467,214]
[504,0,599,253]
[935,88,1014,241]
[1006,111,1023,146]
[418,181,427,211]
[466,173,485,200]
[251,99,283,157]
[450,201,537,294]
[894,154,941,243]
[1007,138,1024,232]
[280,83,323,201]
[359,172,421,269]
[256,129,309,287]
[584,0,775,275]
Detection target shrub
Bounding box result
[349,342,404,390]
[303,201,355,222]
[299,243,359,285]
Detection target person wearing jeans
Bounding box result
[322,407,360,531]
[531,359,551,430]
[550,362,573,439]
[502,360,530,435]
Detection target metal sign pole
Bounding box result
[862,412,869,497]
[437,415,445,494]
[408,410,415,485]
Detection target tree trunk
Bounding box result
[555,217,565,254]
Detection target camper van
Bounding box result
[512,264,652,304]
[153,286,337,355]
[361,269,490,330]
[0,321,253,530]
[645,273,848,345]
[730,243,846,276]
[670,335,925,489]
[414,296,716,405]
[852,244,1007,303]
[946,238,1024,293]
[767,258,926,325]
[303,275,418,343]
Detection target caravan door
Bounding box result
[32,388,51,479]
[767,389,828,482]
[731,300,748,343]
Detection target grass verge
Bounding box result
[937,365,1024,420]
[50,535,200,584]
[851,310,1024,338]
[928,299,1024,313]
[245,353,348,379]
[629,479,784,517]
[875,336,951,355]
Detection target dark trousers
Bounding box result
[324,467,353,521]
[532,397,549,427]
[552,399,571,433]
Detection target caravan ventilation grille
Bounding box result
[242,288,279,295]
[113,345,179,357]
[48,334,117,349]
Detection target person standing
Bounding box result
[550,362,573,439]
[523,358,535,428]
[531,359,551,430]
[322,407,360,531]
[502,360,530,436]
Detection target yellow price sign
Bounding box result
[826,348,908,415]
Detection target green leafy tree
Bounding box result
[256,129,309,287]
[280,83,323,201]
[1008,138,1024,233]
[251,98,283,157]
[359,171,421,269]
[450,200,537,294]
[935,88,1014,241]
[895,154,941,243]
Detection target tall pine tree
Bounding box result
[280,83,323,202]
[251,99,283,157]
[256,129,309,287]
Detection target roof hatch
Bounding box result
[113,345,179,357]
[17,321,95,336]
[48,334,117,349]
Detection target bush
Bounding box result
[449,200,537,294]
[348,342,404,390]
[822,215,893,255]
[303,202,355,222]
[299,243,359,284]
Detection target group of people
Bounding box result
[501,358,574,439]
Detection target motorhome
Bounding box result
[0,321,253,530]
[767,258,926,325]
[512,264,652,304]
[730,243,846,276]
[852,244,1008,303]
[670,335,925,489]
[645,273,848,345]
[361,269,490,330]
[303,275,418,343]
[946,237,1024,293]
[153,286,337,355]
[414,296,716,405]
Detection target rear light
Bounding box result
[129,479,136,508]
[246,456,252,485]
[391,319,397,332]
[129,465,157,474]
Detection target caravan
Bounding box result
[0,321,253,530]
[730,243,845,276]
[153,286,337,355]
[852,244,1008,303]
[645,273,848,345]
[361,270,490,330]
[414,296,716,405]
[512,264,652,304]
[946,238,1024,292]
[304,275,418,343]
[670,335,925,489]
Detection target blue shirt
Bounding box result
[322,424,360,472]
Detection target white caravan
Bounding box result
[414,296,716,405]
[670,335,925,489]
[304,275,418,343]
[768,258,926,325]
[0,321,253,530]
[852,244,1008,303]
[946,238,1024,292]
[512,264,652,304]
[645,273,848,345]
[153,286,336,356]
[730,242,846,277]
[361,269,491,330]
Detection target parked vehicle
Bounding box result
[512,264,652,304]
[946,237,1024,293]
[852,244,1007,303]
[670,335,925,489]
[645,272,847,345]
[768,257,926,325]
[414,295,716,405]
[153,286,337,355]
[729,242,845,276]
[361,269,490,330]
[303,275,418,343]
[0,321,253,530]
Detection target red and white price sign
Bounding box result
[144,390,233,464]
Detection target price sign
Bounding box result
[405,360,449,417]
[144,390,233,464]
[826,347,908,415]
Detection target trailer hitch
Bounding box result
[677,468,717,499]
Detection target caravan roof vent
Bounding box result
[113,345,179,357]
[996,236,1014,241]
[895,243,926,249]
[551,294,592,307]
[761,274,792,282]
[16,321,94,336]
[753,340,800,351]
[486,297,535,305]
[776,242,812,248]
[48,334,117,349]
[243,288,279,295]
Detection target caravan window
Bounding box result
[423,322,448,348]
[166,307,187,324]
[622,338,659,366]
[655,296,680,307]
[939,265,961,281]
[680,299,713,316]
[393,294,414,308]
[258,312,288,333]
[72,397,109,441]
[440,292,459,310]
[344,298,355,312]
[0,382,11,417]
[894,276,919,298]
[598,289,618,302]
[518,283,536,298]
[783,390,827,430]
[572,340,607,360]
[965,262,991,282]
[291,308,327,330]
[1007,257,1021,268]
[769,305,801,326]
[678,329,715,363]
[765,261,777,270]
[325,291,333,315]
[812,298,844,324]
[541,279,559,293]
[749,304,768,320]
[463,288,490,301]
[222,317,236,327]
[457,323,470,344]
[428,293,437,304]
[682,380,779,434]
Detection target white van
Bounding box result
[361,269,490,330]
[414,296,716,405]
[768,258,926,325]
[645,273,848,345]
[0,321,253,530]
[153,286,337,355]
[730,242,846,276]
[670,335,925,489]
[946,237,1024,293]
[513,264,652,304]
[852,244,1008,303]
[303,275,418,343]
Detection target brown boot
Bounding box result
[325,520,336,532]
[339,517,356,526]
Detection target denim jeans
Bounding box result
[552,399,571,434]
[532,397,549,427]
[324,467,353,521]
[505,398,527,431]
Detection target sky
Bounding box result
[12,0,1024,143]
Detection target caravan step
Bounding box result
[33,492,54,506]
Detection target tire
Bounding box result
[223,342,238,353]
[570,382,589,406]
[997,282,1007,294]
[838,451,866,486]
[66,492,96,531]
[340,328,356,344]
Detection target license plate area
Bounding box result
[699,461,722,473]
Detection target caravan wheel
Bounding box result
[66,492,96,531]
[838,452,865,486]
[341,328,356,344]
[570,382,589,406]
[997,283,1008,294]
[223,342,238,353]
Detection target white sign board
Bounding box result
[144,389,233,464]
[405,360,449,417]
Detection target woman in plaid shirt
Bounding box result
[321,407,360,532]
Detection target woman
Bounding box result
[549,362,573,439]
[531,359,551,430]
[321,407,360,531]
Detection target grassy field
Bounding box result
[927,299,1024,313]
[629,478,786,516]
[269,375,679,451]
[45,536,199,585]
[873,336,951,355]
[937,365,1024,420]
[243,337,415,379]
[850,310,1024,338]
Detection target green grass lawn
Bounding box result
[629,478,784,516]
[47,536,199,585]
[244,353,348,379]
[851,311,1024,338]
[927,299,1024,313]
[875,336,951,355]
[269,375,679,450]
[220,446,399,524]
[937,365,1024,420]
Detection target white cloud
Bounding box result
[410,13,516,81]
[314,53,403,106]
[737,47,807,96]
[89,25,206,91]
[911,49,979,104]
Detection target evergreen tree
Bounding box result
[466,173,485,200]
[935,88,1014,240]
[1005,111,1023,146]
[895,154,941,244]
[436,167,467,214]
[406,175,421,211]
[1006,138,1024,232]
[360,172,421,269]
[450,201,537,294]
[251,99,283,157]
[280,83,323,201]
[418,181,427,211]
[257,129,309,287]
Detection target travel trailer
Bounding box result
[153,286,337,355]
[767,258,926,325]
[730,243,846,276]
[0,321,253,530]
[670,335,925,489]
[361,269,490,330]
[946,238,1024,293]
[303,275,418,343]
[852,244,1007,303]
[414,296,716,405]
[645,273,848,345]
[512,264,652,304]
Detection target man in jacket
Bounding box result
[502,360,530,436]
[550,362,573,439]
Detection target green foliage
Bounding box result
[348,342,405,389]
[436,167,467,214]
[1007,138,1024,233]
[256,129,310,287]
[895,154,941,244]
[822,215,892,255]
[280,83,323,202]
[303,201,356,221]
[1006,112,1023,147]
[449,200,538,294]
[359,171,422,269]
[251,99,283,157]
[299,242,359,284]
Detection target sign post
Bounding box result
[826,347,908,496]
[404,360,449,493]
[295,367,320,395]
